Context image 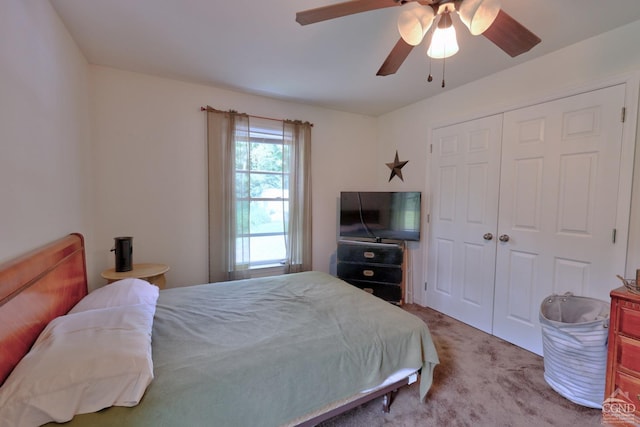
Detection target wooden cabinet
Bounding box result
[101,263,169,289]
[604,287,640,425]
[336,240,405,305]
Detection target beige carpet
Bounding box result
[319,304,604,427]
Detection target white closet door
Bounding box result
[493,84,627,355]
[426,114,502,334]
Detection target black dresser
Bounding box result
[336,240,405,305]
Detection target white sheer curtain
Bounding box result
[206,108,250,282]
[206,107,312,282]
[283,120,312,273]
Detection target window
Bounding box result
[206,107,312,282]
[234,119,289,268]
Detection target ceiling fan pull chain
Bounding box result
[440,14,446,88]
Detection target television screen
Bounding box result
[339,191,421,242]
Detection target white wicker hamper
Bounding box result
[539,293,610,409]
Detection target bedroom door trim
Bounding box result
[422,73,639,354]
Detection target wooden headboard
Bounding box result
[0,233,88,385]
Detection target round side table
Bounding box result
[101,263,169,289]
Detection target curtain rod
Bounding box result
[200,106,313,126]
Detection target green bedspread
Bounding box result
[54,271,439,427]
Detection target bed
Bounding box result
[0,234,439,426]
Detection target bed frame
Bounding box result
[0,233,87,386]
[295,375,412,426]
[0,233,411,424]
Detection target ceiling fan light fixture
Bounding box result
[427,12,459,59]
[459,0,501,35]
[397,2,435,46]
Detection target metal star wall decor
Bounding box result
[386,150,409,182]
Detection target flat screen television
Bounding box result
[339,191,421,242]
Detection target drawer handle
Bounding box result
[363,270,374,277]
[363,251,375,259]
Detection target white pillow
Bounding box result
[69,278,159,313]
[0,303,156,427]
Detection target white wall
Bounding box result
[377,20,640,305]
[4,0,640,301]
[90,67,378,288]
[0,1,92,265]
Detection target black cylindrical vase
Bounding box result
[113,236,133,272]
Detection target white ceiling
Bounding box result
[50,0,640,116]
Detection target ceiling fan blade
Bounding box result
[377,38,414,76]
[482,9,541,57]
[296,0,400,25]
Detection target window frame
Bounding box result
[234,122,290,270]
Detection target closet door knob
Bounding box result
[483,233,493,241]
[499,234,510,242]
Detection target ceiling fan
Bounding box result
[296,0,541,76]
